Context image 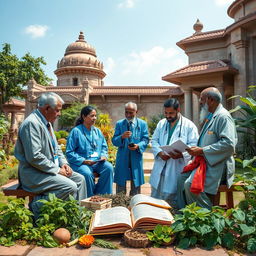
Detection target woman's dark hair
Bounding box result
[75,105,96,126]
[163,98,180,110]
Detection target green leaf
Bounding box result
[243,157,256,168]
[247,238,256,253]
[172,222,185,232]
[213,218,225,234]
[222,232,234,249]
[189,236,197,246]
[204,234,218,249]
[239,224,256,237]
[163,237,172,243]
[177,238,190,249]
[232,209,245,222]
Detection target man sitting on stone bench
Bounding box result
[14,92,87,219]
[177,87,238,210]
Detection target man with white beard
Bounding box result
[177,87,237,210]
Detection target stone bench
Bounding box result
[213,182,245,209]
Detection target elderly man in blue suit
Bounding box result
[112,102,149,196]
[14,92,86,218]
[177,87,237,210]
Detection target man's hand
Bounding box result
[186,146,203,156]
[169,150,183,159]
[83,160,96,166]
[128,144,139,151]
[158,151,171,161]
[59,164,72,177]
[100,156,107,161]
[121,131,132,139]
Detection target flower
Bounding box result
[78,235,95,248]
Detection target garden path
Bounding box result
[0,243,244,256]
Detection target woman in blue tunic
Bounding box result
[66,106,113,197]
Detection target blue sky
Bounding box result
[0,0,234,86]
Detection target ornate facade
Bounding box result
[24,0,256,128]
[162,0,256,124]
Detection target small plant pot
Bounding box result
[124,229,150,248]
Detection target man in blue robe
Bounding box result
[112,102,149,196]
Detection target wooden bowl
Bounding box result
[124,229,150,248]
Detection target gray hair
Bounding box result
[125,102,137,111]
[205,90,222,103]
[38,92,64,109]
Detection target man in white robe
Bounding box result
[150,98,198,208]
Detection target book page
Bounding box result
[131,204,174,228]
[160,139,189,154]
[129,194,171,209]
[92,206,132,229]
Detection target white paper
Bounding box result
[160,139,190,154]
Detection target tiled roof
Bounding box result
[177,29,225,49]
[34,85,183,95]
[162,60,238,84]
[4,98,25,107]
[90,86,182,95]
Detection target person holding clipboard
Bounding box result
[150,98,198,208]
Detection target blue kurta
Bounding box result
[112,118,149,187]
[66,124,113,197]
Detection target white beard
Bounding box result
[199,103,209,124]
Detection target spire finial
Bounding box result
[193,19,203,34]
[78,31,85,41]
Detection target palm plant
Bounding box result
[229,85,256,167]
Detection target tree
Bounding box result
[0,43,51,113]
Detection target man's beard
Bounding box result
[167,114,178,123]
[199,103,209,124]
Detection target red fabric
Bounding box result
[182,156,207,195]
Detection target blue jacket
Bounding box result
[66,124,108,169]
[112,118,149,187]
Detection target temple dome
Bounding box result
[64,31,96,57]
[56,31,103,70]
[54,31,106,86]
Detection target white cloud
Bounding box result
[25,25,49,38]
[122,46,178,75]
[214,0,233,6]
[104,57,115,74]
[118,0,135,8]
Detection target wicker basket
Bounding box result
[80,197,112,210]
[124,229,150,248]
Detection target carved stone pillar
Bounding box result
[183,88,193,120]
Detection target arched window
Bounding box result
[73,78,78,86]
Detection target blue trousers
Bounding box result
[74,161,113,197]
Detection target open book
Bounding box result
[129,194,171,209]
[160,139,189,154]
[88,194,174,235]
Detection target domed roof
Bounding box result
[64,31,96,57]
[55,31,105,73]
